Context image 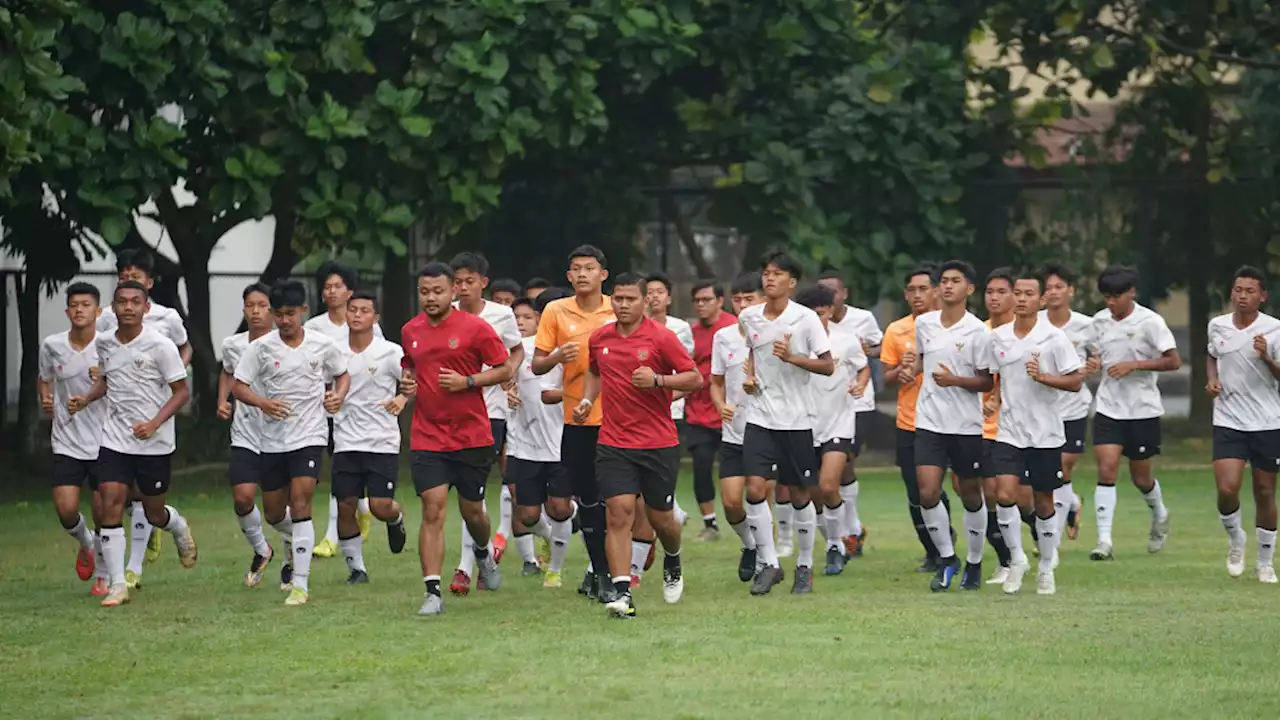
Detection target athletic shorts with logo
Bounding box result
[260,446,325,493]
[914,428,984,477]
[742,423,818,488]
[1212,427,1280,471]
[986,442,1064,493]
[97,447,172,496]
[1092,413,1161,460]
[333,451,399,499]
[411,447,492,502]
[596,444,679,511]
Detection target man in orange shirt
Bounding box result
[881,264,953,572]
[533,245,619,602]
[980,268,1016,584]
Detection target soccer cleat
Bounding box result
[145,527,162,564]
[535,536,551,567]
[986,565,1011,585]
[387,521,406,555]
[101,584,130,607]
[1036,570,1056,596]
[75,547,95,581]
[916,555,939,573]
[606,594,636,619]
[579,571,598,600]
[776,537,794,558]
[644,543,656,571]
[245,546,273,588]
[750,565,785,596]
[90,577,110,596]
[929,557,960,592]
[1227,544,1246,577]
[279,563,294,591]
[961,561,982,591]
[791,565,814,594]
[1051,552,1060,570]
[1148,511,1171,554]
[542,570,563,589]
[596,575,621,604]
[823,547,846,576]
[417,593,444,616]
[312,537,337,559]
[345,569,369,585]
[1259,564,1278,584]
[1067,498,1081,540]
[493,533,508,565]
[521,561,542,577]
[478,555,502,591]
[843,527,867,558]
[173,525,198,569]
[696,526,719,542]
[124,570,141,590]
[1089,543,1114,561]
[663,569,685,604]
[356,506,373,539]
[449,570,472,596]
[737,548,758,582]
[284,587,309,606]
[1002,558,1030,595]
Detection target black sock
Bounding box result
[1021,509,1039,542]
[704,516,718,530]
[664,549,682,575]
[613,577,631,597]
[472,539,489,560]
[986,510,1011,566]
[425,578,441,597]
[910,505,937,557]
[579,503,609,573]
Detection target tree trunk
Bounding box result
[15,271,43,458]
[381,242,413,344]
[660,193,716,279]
[261,184,299,284]
[1185,87,1213,426]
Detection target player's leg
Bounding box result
[840,437,865,558]
[490,420,511,564]
[817,445,848,576]
[689,427,720,540]
[258,453,294,590]
[1249,431,1280,583]
[363,454,405,555]
[1022,449,1064,596]
[316,419,339,559]
[123,483,152,587]
[93,452,132,607]
[541,467,575,588]
[50,457,94,582]
[228,449,271,587]
[1059,417,1088,540]
[981,472,1012,585]
[774,483,794,557]
[598,446,640,617]
[898,429,943,572]
[456,448,501,592]
[333,453,368,584]
[282,448,322,605]
[1091,414,1125,560]
[643,446,684,606]
[782,431,820,594]
[136,453,197,574]
[914,430,959,590]
[89,481,109,595]
[1125,419,1169,553]
[563,425,610,601]
[1213,428,1249,577]
[950,436,987,591]
[742,425,785,594]
[415,474,451,616]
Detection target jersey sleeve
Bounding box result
[677,322,695,355]
[1085,316,1102,355]
[164,310,189,347]
[534,304,559,354]
[1206,320,1221,358]
[971,328,992,371]
[881,327,902,367]
[96,311,116,334]
[383,344,405,381]
[475,321,509,368]
[861,314,884,347]
[37,339,56,382]
[323,340,348,378]
[234,343,260,385]
[220,338,238,373]
[710,333,727,376]
[155,339,189,384]
[1148,315,1178,354]
[1053,332,1083,374]
[660,329,697,374]
[804,313,831,358]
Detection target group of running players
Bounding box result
[37,243,1280,617]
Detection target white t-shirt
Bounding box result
[38,331,105,460]
[302,313,385,342]
[333,337,404,454]
[987,319,1083,449]
[830,311,879,412]
[812,329,868,445]
[1207,313,1280,432]
[1039,310,1094,421]
[454,300,521,422]
[96,327,189,456]
[98,301,188,348]
[710,324,751,445]
[220,332,263,453]
[664,316,695,420]
[1089,304,1177,421]
[234,329,347,454]
[739,300,831,431]
[913,310,991,436]
[506,336,564,463]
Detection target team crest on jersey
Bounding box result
[1126,332,1136,339]
[133,357,145,368]
[309,360,319,371]
[367,364,377,376]
[448,337,459,349]
[954,342,964,352]
[637,350,649,361]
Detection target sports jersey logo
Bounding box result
[134,357,144,368]
[412,341,418,348]
[954,342,964,352]
[367,364,377,376]
[1126,332,1136,339]
[309,360,319,371]
[602,348,610,355]
[637,350,649,361]
[274,361,280,367]
[448,337,459,349]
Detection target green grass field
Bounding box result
[2,462,1278,719]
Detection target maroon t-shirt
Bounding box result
[685,312,737,428]
[588,317,697,450]
[401,310,507,452]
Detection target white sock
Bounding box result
[499,485,514,538]
[1036,514,1057,573]
[126,502,149,575]
[159,505,188,536]
[775,502,793,544]
[922,502,955,559]
[66,513,94,549]
[840,482,861,537]
[793,503,816,568]
[822,503,844,551]
[271,510,294,560]
[549,517,571,572]
[458,522,477,575]
[1053,483,1074,536]
[340,535,365,573]
[1142,479,1168,521]
[292,520,315,592]
[747,500,778,567]
[357,496,370,516]
[630,540,652,577]
[324,495,339,544]
[1095,485,1117,546]
[516,534,536,564]
[237,506,271,556]
[997,504,1027,565]
[674,499,689,525]
[101,527,126,587]
[528,514,551,540]
[729,516,756,550]
[963,502,987,565]
[1221,508,1247,546]
[94,533,108,580]
[1258,528,1277,567]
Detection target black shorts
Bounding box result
[852,412,871,457]
[1213,427,1280,472]
[508,456,573,506]
[718,442,746,480]
[326,417,335,456]
[228,447,260,486]
[1093,414,1161,460]
[596,444,679,511]
[561,424,601,504]
[260,446,325,493]
[987,442,1064,493]
[51,454,99,490]
[411,448,492,502]
[1061,417,1088,455]
[96,447,172,497]
[490,419,507,458]
[816,438,853,468]
[895,428,915,468]
[332,452,399,499]
[981,439,998,478]
[742,424,818,488]
[914,428,983,478]
[683,423,721,451]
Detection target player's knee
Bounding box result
[368,498,397,520]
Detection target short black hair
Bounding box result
[904,266,936,287]
[611,272,647,293]
[348,289,379,311]
[533,287,572,313]
[317,261,357,290]
[449,252,489,277]
[115,249,154,277]
[511,297,536,314]
[523,277,550,293]
[269,280,307,309]
[691,279,724,299]
[645,271,672,294]
[817,269,845,285]
[113,280,149,300]
[939,259,977,284]
[761,250,803,281]
[242,282,271,301]
[568,244,607,269]
[1038,261,1077,288]
[1014,270,1044,292]
[66,282,100,305]
[730,272,763,296]
[1233,265,1267,291]
[418,262,454,282]
[985,266,1014,288]
[1097,264,1139,296]
[490,278,521,297]
[796,284,836,311]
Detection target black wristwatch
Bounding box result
[466,375,476,390]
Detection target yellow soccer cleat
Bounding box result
[174,526,198,569]
[145,527,162,564]
[542,570,563,589]
[312,537,337,559]
[284,587,309,606]
[124,570,142,590]
[357,508,373,539]
[101,585,130,607]
[535,537,551,568]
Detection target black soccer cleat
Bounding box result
[387,521,406,555]
[279,562,294,591]
[579,570,597,599]
[960,561,982,591]
[737,548,758,582]
[792,565,814,594]
[823,547,846,576]
[345,569,369,585]
[916,555,939,573]
[596,575,621,604]
[749,565,785,596]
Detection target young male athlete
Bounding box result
[489,278,521,307]
[1039,262,1092,541]
[532,245,618,602]
[39,283,108,594]
[579,273,703,618]
[232,280,349,606]
[980,268,1016,585]
[985,272,1084,596]
[1088,265,1180,560]
[904,260,994,592]
[217,283,278,587]
[738,252,834,596]
[684,280,738,541]
[524,278,551,300]
[331,290,410,585]
[1206,266,1280,583]
[71,281,198,607]
[644,271,695,529]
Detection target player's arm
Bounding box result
[231,345,287,418]
[460,325,514,389]
[541,388,563,404]
[37,342,55,413]
[1031,368,1084,392]
[1206,354,1223,395]
[217,369,235,419]
[148,378,191,428]
[177,342,193,366]
[532,309,573,375]
[572,368,601,424]
[504,341,525,385]
[38,377,54,414]
[1124,349,1180,373]
[941,368,994,393]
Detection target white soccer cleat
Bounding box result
[1002,558,1030,595]
[1036,570,1056,596]
[985,566,1010,585]
[662,571,684,605]
[1259,564,1278,584]
[1227,544,1246,578]
[1147,511,1170,554]
[1089,542,1114,561]
[1051,552,1060,570]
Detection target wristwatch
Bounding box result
[466,375,476,390]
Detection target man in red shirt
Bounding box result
[685,280,737,541]
[577,273,703,619]
[400,262,513,617]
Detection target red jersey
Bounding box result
[589,318,697,450]
[401,310,508,452]
[685,311,737,428]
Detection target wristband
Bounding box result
[654,375,660,388]
[466,375,476,390]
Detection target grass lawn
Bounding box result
[2,461,1277,719]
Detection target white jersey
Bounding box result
[1089,304,1177,420]
[832,306,882,413]
[333,337,404,454]
[220,332,263,452]
[812,329,868,445]
[914,310,991,436]
[739,300,831,431]
[38,331,105,460]
[710,324,751,445]
[302,313,385,342]
[1208,313,1280,432]
[664,316,695,420]
[454,300,521,422]
[234,329,347,453]
[96,326,189,456]
[987,319,1083,449]
[1038,310,1094,421]
[98,301,188,348]
[507,336,564,463]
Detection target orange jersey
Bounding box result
[982,319,999,440]
[534,295,615,426]
[881,315,921,431]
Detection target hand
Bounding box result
[381,395,408,416]
[506,386,522,410]
[898,366,916,385]
[1255,334,1270,357]
[720,404,735,424]
[323,389,344,414]
[742,374,759,396]
[67,396,90,415]
[572,398,592,424]
[1206,378,1222,398]
[932,363,956,387]
[632,365,658,388]
[501,378,516,392]
[849,378,868,398]
[399,370,417,397]
[772,333,793,362]
[88,366,101,382]
[438,368,470,393]
[41,394,54,414]
[901,346,917,369]
[1107,362,1134,379]
[131,420,159,440]
[1025,356,1041,380]
[983,395,999,419]
[1085,355,1101,375]
[216,400,233,420]
[260,397,291,420]
[557,342,581,364]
